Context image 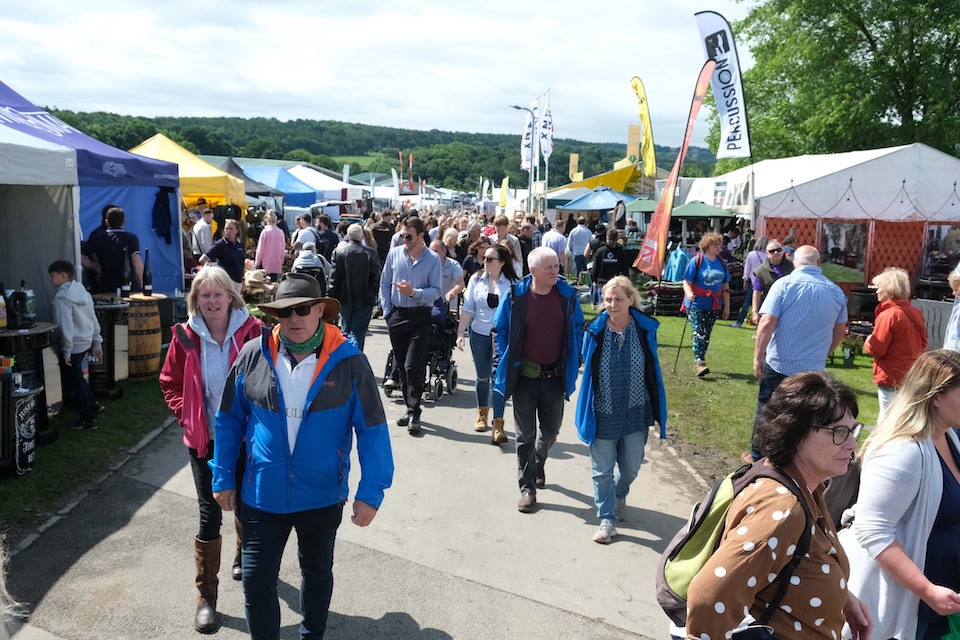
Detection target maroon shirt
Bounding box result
[521,287,564,365]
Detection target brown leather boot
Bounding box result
[232,515,242,581]
[491,417,508,445]
[194,536,222,634]
[474,407,490,432]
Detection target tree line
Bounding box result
[49,109,716,192]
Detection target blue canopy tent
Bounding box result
[0,79,181,298]
[239,165,320,207]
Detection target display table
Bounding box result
[0,322,58,445]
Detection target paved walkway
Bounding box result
[8,316,708,640]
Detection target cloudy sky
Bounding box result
[0,0,753,150]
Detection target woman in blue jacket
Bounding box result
[575,276,667,544]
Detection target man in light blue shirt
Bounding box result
[379,216,442,432]
[749,245,847,459]
[567,217,594,276]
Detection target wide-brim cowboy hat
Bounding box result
[257,272,340,322]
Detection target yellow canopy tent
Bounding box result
[130,133,247,209]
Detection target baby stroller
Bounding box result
[383,307,459,402]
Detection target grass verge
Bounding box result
[0,379,172,543]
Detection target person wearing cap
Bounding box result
[211,272,394,640]
[330,224,381,351]
[379,215,443,432]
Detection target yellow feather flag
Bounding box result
[630,77,657,178]
[499,176,509,208]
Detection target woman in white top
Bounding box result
[841,349,960,640]
[456,243,518,445]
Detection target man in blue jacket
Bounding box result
[211,272,394,640]
[494,247,584,513]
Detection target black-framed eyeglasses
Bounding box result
[813,422,863,445]
[276,303,316,319]
[483,256,500,263]
[768,248,783,254]
[402,233,415,241]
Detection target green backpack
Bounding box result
[655,459,812,627]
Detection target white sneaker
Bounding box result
[592,519,617,544]
[615,497,626,521]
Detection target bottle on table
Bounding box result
[143,249,153,296]
[121,248,131,297]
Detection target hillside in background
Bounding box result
[50,109,717,191]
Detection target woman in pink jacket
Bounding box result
[160,266,264,634]
[254,210,287,281]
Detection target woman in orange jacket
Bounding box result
[864,267,927,422]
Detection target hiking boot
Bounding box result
[615,497,626,522]
[517,492,537,513]
[474,407,489,432]
[593,519,617,544]
[491,418,508,445]
[695,360,709,377]
[535,462,545,489]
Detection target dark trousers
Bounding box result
[386,307,432,416]
[189,441,246,541]
[340,305,373,351]
[751,362,789,460]
[513,376,565,494]
[63,351,97,422]
[241,502,344,640]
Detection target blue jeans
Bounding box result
[340,305,372,351]
[241,503,343,640]
[590,429,648,523]
[468,328,505,418]
[574,254,588,276]
[751,362,789,460]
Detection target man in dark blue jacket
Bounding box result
[211,273,393,640]
[494,247,584,513]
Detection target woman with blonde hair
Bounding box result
[575,276,667,543]
[864,267,927,421]
[681,232,730,377]
[841,349,960,640]
[160,266,265,633]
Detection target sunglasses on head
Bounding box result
[276,303,316,319]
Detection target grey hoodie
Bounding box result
[53,280,103,359]
[188,307,252,438]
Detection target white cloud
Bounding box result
[0,0,753,150]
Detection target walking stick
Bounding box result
[673,311,689,374]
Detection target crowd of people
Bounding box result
[34,200,958,640]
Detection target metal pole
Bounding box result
[510,104,536,216]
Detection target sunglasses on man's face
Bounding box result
[276,303,316,319]
[768,248,783,254]
[402,233,415,241]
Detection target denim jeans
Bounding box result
[189,441,246,541]
[340,305,373,351]
[751,363,789,460]
[574,254,588,276]
[468,328,505,418]
[63,351,96,422]
[513,376,565,494]
[241,502,344,640]
[590,428,649,524]
[877,384,897,424]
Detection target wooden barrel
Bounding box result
[126,294,163,381]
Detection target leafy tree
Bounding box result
[240,136,282,159]
[706,0,960,173]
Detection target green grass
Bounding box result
[0,379,173,541]
[821,262,865,284]
[331,154,380,171]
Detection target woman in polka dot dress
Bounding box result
[684,372,872,640]
[840,349,960,640]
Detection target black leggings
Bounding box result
[189,441,246,541]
